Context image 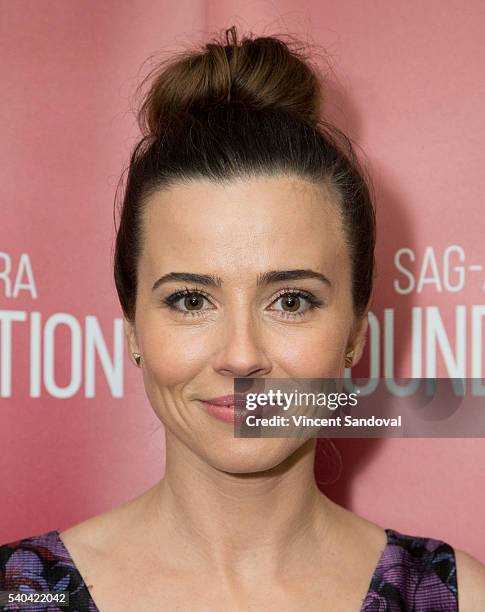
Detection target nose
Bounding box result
[212,310,272,378]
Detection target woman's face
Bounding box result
[125,174,368,473]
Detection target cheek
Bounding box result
[138,317,211,385]
[269,318,351,377]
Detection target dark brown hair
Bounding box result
[114,26,376,323]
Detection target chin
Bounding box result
[200,436,305,475]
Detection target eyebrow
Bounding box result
[151,269,331,291]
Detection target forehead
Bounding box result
[140,175,347,274]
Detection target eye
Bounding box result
[162,287,215,318]
[267,288,323,319]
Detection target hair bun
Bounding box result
[138,26,323,139]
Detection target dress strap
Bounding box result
[362,527,458,610]
[0,530,99,611]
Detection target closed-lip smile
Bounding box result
[197,394,251,423]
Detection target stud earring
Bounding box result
[345,349,354,368]
[133,352,142,367]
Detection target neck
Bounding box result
[143,433,338,580]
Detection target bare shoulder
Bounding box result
[58,512,117,577]
[59,512,110,554]
[455,548,485,611]
[59,489,150,557]
[324,498,388,559]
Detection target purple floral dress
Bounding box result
[0,527,457,610]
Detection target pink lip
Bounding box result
[197,394,279,424]
[198,400,247,423]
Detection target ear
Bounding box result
[347,312,369,368]
[123,317,141,368]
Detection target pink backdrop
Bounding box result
[1,1,484,560]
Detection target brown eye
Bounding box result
[184,293,204,310]
[163,288,215,317]
[281,294,300,312]
[267,290,322,319]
